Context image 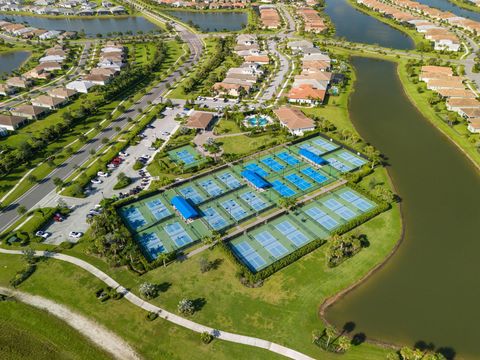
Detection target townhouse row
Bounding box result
[0,19,75,39]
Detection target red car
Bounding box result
[53,213,64,222]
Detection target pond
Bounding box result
[327,57,480,359]
[165,10,247,32]
[0,50,30,76]
[415,0,480,22]
[0,14,160,37]
[324,0,414,50]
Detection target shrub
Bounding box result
[133,160,145,170]
[146,311,158,321]
[139,282,158,299]
[10,265,36,287]
[113,172,132,190]
[200,332,213,344]
[177,298,195,315]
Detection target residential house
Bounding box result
[11,104,48,119]
[0,114,28,131]
[184,111,216,131]
[66,80,94,93]
[47,87,77,99]
[31,95,66,109]
[273,106,315,136]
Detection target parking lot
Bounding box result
[43,105,184,244]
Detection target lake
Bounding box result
[0,50,30,76]
[327,57,480,359]
[0,14,160,37]
[324,0,414,50]
[165,10,248,32]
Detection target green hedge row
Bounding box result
[10,264,36,288]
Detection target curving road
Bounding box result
[0,10,203,234]
[0,248,315,360]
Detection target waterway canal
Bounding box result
[0,50,30,75]
[415,0,480,22]
[0,14,160,37]
[165,10,248,32]
[327,57,480,359]
[324,0,414,49]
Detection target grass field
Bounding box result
[0,300,113,360]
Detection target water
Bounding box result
[324,0,414,49]
[415,0,480,21]
[165,10,247,32]
[0,14,160,37]
[327,57,480,359]
[0,50,30,75]
[246,115,270,127]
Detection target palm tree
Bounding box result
[157,253,168,268]
[337,336,351,352]
[324,325,336,348]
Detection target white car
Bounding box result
[141,154,151,160]
[35,231,51,239]
[91,178,102,184]
[97,171,109,177]
[119,151,129,157]
[69,231,83,239]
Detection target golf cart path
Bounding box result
[0,286,140,360]
[0,248,316,360]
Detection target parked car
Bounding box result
[69,231,83,239]
[119,151,129,157]
[148,147,156,151]
[35,231,51,239]
[97,171,109,177]
[107,163,117,169]
[53,213,64,222]
[141,154,150,159]
[91,178,102,184]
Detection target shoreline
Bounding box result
[448,0,480,13]
[0,10,135,20]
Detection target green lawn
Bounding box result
[219,132,289,156]
[0,300,113,360]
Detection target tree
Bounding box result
[399,346,423,360]
[17,205,27,215]
[157,253,169,268]
[311,329,322,344]
[177,298,195,315]
[139,282,158,299]
[200,332,213,344]
[22,248,36,264]
[199,256,211,273]
[26,174,37,184]
[53,177,63,187]
[324,325,336,348]
[337,336,351,352]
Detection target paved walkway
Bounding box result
[0,248,316,360]
[0,286,141,360]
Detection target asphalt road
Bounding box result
[0,12,203,233]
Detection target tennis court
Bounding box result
[221,199,249,221]
[276,151,300,165]
[202,206,229,230]
[261,157,285,172]
[301,167,329,184]
[239,191,270,212]
[271,180,296,197]
[245,163,269,178]
[164,221,194,247]
[284,173,312,191]
[137,232,166,260]
[179,185,204,204]
[337,151,366,167]
[168,145,206,169]
[120,206,147,230]
[199,178,224,197]
[216,171,242,189]
[337,188,375,212]
[146,199,171,221]
[228,185,379,272]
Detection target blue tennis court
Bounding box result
[312,138,338,152]
[261,157,285,172]
[271,180,296,197]
[339,190,359,202]
[323,198,343,211]
[176,149,195,165]
[231,241,266,271]
[245,163,269,178]
[199,179,223,197]
[164,222,193,247]
[337,151,366,167]
[301,167,328,184]
[221,199,249,221]
[275,221,309,247]
[217,171,242,189]
[138,232,166,258]
[240,191,269,211]
[121,207,147,230]
[299,143,324,155]
[305,207,327,221]
[327,158,352,172]
[203,207,228,230]
[285,173,312,191]
[318,215,339,230]
[276,151,300,165]
[335,206,357,220]
[352,198,374,212]
[254,231,288,258]
[146,199,170,221]
[179,186,203,204]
